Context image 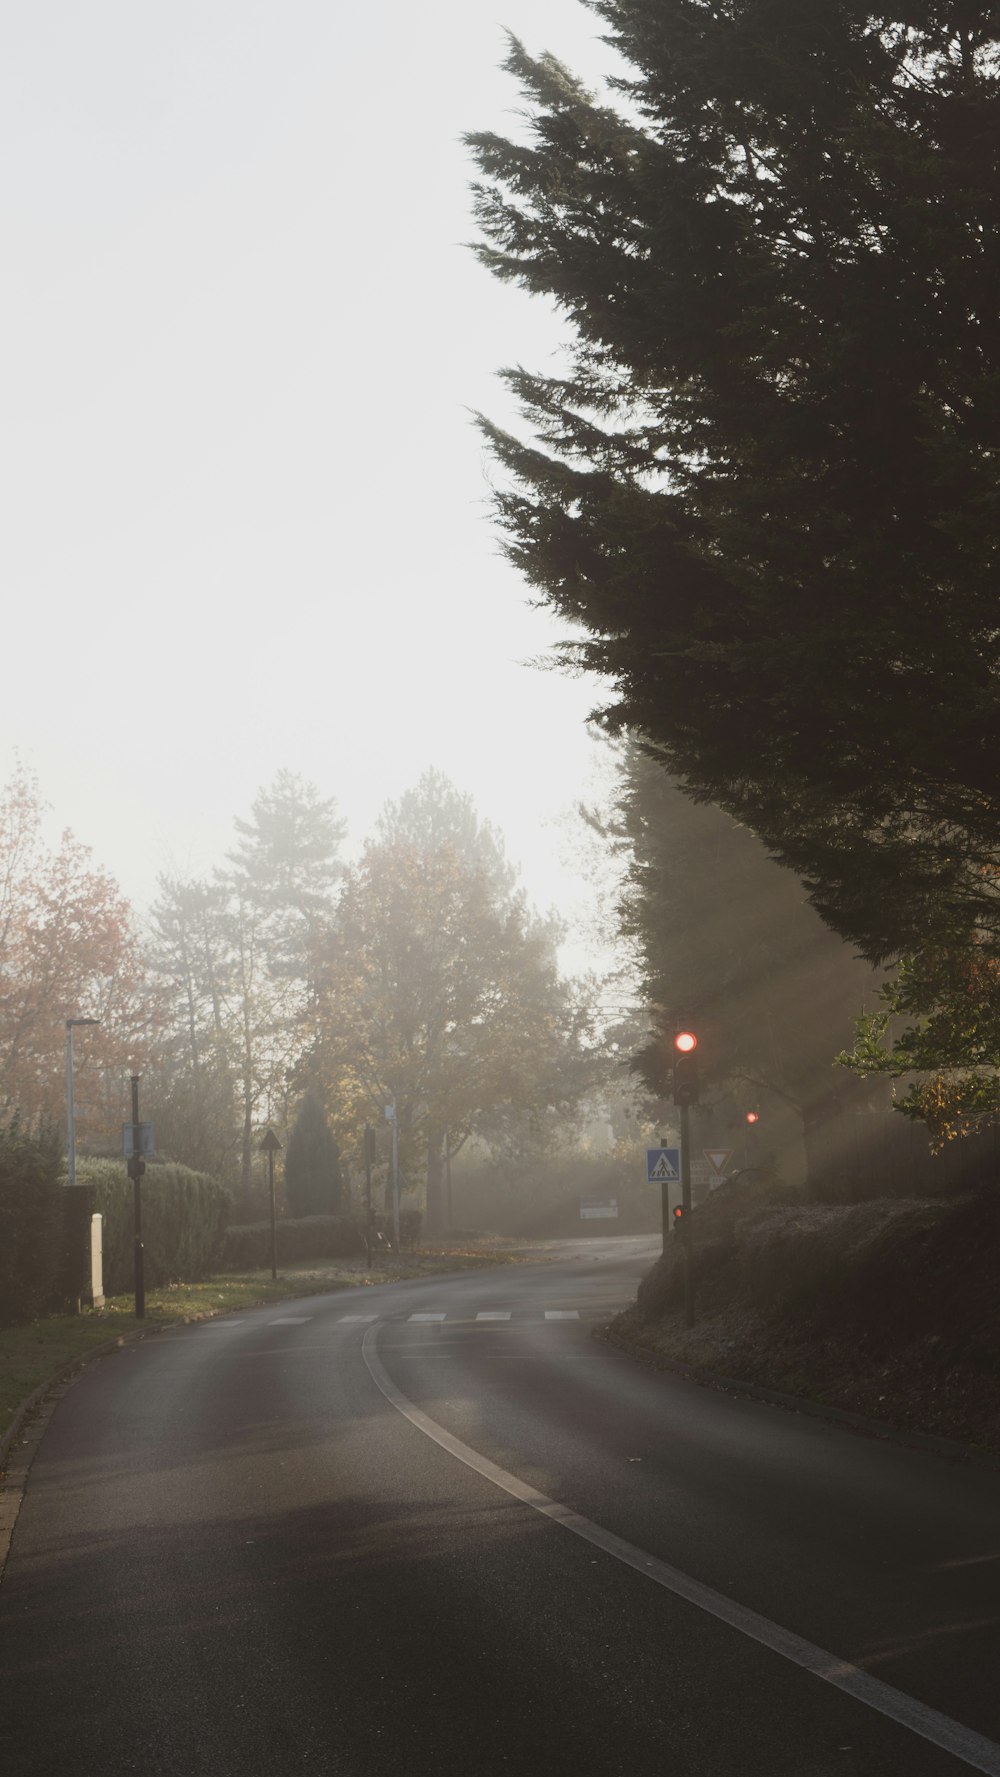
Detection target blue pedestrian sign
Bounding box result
[646,1147,680,1184]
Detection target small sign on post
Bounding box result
[646,1147,680,1184]
[122,1122,156,1157]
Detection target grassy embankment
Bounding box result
[1,1239,527,1447]
[607,1183,1000,1457]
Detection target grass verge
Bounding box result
[1,1242,531,1446]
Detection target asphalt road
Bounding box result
[2,1235,999,1777]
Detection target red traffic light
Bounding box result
[674,1031,697,1053]
[745,1110,759,1125]
[672,1205,684,1221]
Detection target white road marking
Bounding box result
[544,1310,580,1320]
[268,1316,312,1325]
[361,1327,1000,1777]
[476,1311,512,1321]
[409,1312,447,1322]
[338,1314,379,1323]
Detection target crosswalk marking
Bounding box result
[268,1316,312,1325]
[409,1312,447,1322]
[475,1311,512,1321]
[544,1310,580,1320]
[338,1314,379,1323]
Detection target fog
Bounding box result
[0,0,621,953]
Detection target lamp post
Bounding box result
[65,1017,100,1186]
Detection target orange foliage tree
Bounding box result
[0,765,158,1154]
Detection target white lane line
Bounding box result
[476,1311,512,1321]
[338,1314,379,1323]
[361,1327,1000,1777]
[268,1316,312,1325]
[409,1312,447,1322]
[544,1310,580,1320]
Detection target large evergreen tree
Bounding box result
[614,740,882,1189]
[467,7,1000,964]
[284,1089,343,1218]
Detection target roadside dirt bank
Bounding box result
[606,1187,1000,1457]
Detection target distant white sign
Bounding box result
[646,1148,680,1184]
[580,1197,618,1220]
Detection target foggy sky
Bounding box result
[1,1,622,963]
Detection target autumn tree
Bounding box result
[841,944,1000,1149]
[311,775,592,1233]
[0,764,155,1147]
[467,9,1000,967]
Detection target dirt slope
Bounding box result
[608,1183,1000,1455]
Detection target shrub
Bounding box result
[219,1214,365,1270]
[76,1158,232,1295]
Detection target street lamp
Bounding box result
[65,1017,100,1187]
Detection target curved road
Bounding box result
[2,1236,999,1776]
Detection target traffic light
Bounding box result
[672,1204,684,1227]
[672,1030,699,1107]
[745,1110,759,1126]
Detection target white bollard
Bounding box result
[88,1212,105,1308]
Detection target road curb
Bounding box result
[0,1333,139,1474]
[595,1324,1000,1473]
[0,1324,186,1590]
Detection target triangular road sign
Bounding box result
[703,1148,733,1174]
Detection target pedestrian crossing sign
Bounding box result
[646,1147,680,1184]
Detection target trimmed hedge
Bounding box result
[220,1214,365,1271]
[0,1118,64,1325]
[76,1158,232,1295]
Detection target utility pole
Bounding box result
[363,1124,376,1266]
[65,1017,99,1187]
[385,1100,400,1252]
[64,1017,100,1312]
[260,1129,282,1281]
[128,1074,145,1319]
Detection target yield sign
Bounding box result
[703,1148,733,1175]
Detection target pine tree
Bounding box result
[227,769,346,975]
[467,8,1000,963]
[284,1090,343,1218]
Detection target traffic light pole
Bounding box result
[680,1100,695,1329]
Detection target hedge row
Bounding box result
[219,1214,365,1270]
[76,1158,232,1295]
[0,1118,65,1325]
